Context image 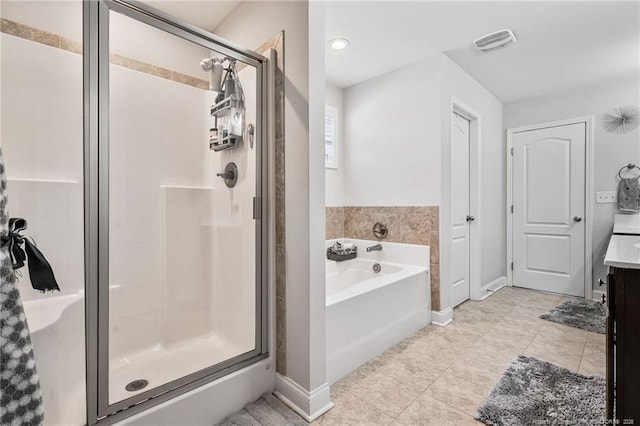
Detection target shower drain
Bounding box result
[125,379,149,392]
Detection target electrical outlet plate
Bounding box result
[596,191,617,203]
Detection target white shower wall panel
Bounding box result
[7,179,84,300]
[109,59,258,355]
[162,186,215,346]
[1,33,87,425]
[1,35,83,183]
[208,64,257,353]
[108,64,212,354]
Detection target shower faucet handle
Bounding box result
[217,162,238,188]
[216,170,235,180]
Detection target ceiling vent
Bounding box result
[474,29,517,52]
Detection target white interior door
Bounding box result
[512,123,586,297]
[451,113,471,307]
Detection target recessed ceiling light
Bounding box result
[329,38,350,50]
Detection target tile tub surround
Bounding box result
[316,287,606,425]
[326,206,440,310]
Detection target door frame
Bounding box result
[450,98,482,302]
[506,116,594,299]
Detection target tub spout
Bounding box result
[366,244,383,252]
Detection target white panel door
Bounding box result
[451,113,470,307]
[512,123,586,297]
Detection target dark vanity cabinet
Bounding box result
[606,267,640,424]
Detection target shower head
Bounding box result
[200,57,225,92]
[199,57,216,71]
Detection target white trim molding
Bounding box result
[431,307,453,326]
[478,276,507,300]
[506,116,594,299]
[274,374,334,422]
[592,288,605,303]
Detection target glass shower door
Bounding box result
[85,1,268,419]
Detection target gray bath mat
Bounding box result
[475,356,605,426]
[539,300,607,334]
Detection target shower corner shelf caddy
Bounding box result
[209,95,243,152]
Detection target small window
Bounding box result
[325,105,338,169]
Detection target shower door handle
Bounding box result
[253,197,260,220]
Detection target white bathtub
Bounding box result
[326,239,430,384]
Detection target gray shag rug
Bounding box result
[539,300,607,334]
[475,356,605,426]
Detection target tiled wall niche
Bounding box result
[326,206,441,311]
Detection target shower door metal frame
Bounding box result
[83,1,270,423]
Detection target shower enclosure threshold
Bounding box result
[109,333,248,404]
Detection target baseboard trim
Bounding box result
[274,374,334,422]
[592,288,605,302]
[479,276,507,300]
[431,307,453,326]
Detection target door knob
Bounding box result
[466,215,475,222]
[573,216,583,222]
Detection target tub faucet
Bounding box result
[366,244,383,252]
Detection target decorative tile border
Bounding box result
[327,206,441,311]
[0,18,208,90]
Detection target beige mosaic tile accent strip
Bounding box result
[1,18,208,90]
[327,206,441,311]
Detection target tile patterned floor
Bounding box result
[316,287,606,425]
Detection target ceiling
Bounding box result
[141,0,241,32]
[325,1,640,103]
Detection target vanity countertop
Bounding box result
[604,234,640,270]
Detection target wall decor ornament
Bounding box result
[602,105,640,134]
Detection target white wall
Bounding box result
[337,53,505,311]
[215,1,331,418]
[439,55,505,309]
[504,74,640,290]
[342,56,442,206]
[325,83,344,207]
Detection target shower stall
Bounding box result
[1,0,272,424]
